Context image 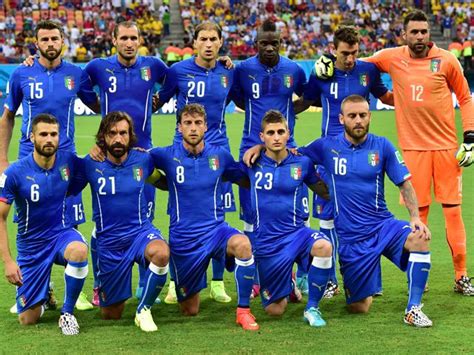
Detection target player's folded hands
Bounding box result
[410,218,431,240]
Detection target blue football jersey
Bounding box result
[299,133,411,243]
[150,143,244,239]
[71,150,155,249]
[231,55,307,157]
[243,152,318,241]
[0,151,81,254]
[158,57,234,146]
[85,55,168,149]
[4,60,97,156]
[304,60,388,137]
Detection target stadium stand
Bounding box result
[0,0,473,63]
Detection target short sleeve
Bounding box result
[368,64,388,98]
[294,63,307,97]
[383,138,411,186]
[0,168,17,204]
[158,64,179,103]
[303,159,319,186]
[303,73,322,102]
[68,156,88,196]
[298,138,325,165]
[77,68,98,105]
[222,149,246,182]
[152,57,169,85]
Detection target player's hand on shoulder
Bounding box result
[218,56,234,69]
[243,144,264,167]
[22,55,36,67]
[4,260,22,286]
[132,147,147,153]
[456,131,474,167]
[89,144,105,162]
[314,53,335,80]
[289,148,301,156]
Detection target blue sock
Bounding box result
[90,236,99,288]
[320,226,338,284]
[137,263,168,312]
[407,252,431,311]
[212,256,225,280]
[244,229,259,286]
[306,257,332,310]
[234,257,256,308]
[138,264,147,289]
[62,260,88,314]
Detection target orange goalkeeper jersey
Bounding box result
[365,44,474,150]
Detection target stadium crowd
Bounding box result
[1,0,473,63]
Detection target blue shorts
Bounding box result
[170,222,239,301]
[96,226,164,307]
[256,227,329,308]
[339,219,411,304]
[16,228,87,313]
[312,165,334,220]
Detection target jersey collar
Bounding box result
[256,54,281,72]
[260,149,292,166]
[35,58,65,72]
[339,132,372,149]
[113,54,142,69]
[27,152,59,173]
[178,141,208,158]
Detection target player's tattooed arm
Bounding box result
[399,180,431,239]
[0,202,22,286]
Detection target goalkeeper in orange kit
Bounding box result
[315,10,474,294]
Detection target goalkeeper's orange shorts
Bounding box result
[400,149,462,207]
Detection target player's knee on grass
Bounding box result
[265,298,287,316]
[145,240,170,266]
[18,304,43,325]
[180,293,200,316]
[404,231,430,253]
[227,234,252,259]
[348,297,372,314]
[64,241,88,262]
[311,238,332,258]
[101,302,125,320]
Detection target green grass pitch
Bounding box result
[0,110,472,353]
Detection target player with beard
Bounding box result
[69,111,170,332]
[0,20,99,312]
[149,104,259,331]
[0,114,89,335]
[83,21,169,305]
[297,95,433,327]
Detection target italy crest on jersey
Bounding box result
[284,74,293,88]
[359,74,368,87]
[368,151,379,167]
[290,164,302,180]
[220,75,228,88]
[209,156,219,171]
[133,167,143,181]
[141,67,151,81]
[64,76,75,90]
[430,59,441,73]
[60,165,70,181]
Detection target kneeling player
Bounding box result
[243,110,333,327]
[70,112,169,332]
[0,114,88,335]
[299,95,432,327]
[150,104,259,331]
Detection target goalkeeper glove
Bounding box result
[456,131,474,167]
[314,53,336,80]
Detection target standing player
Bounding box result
[84,21,169,304]
[70,111,170,332]
[0,114,89,335]
[149,104,259,331]
[301,26,393,297]
[243,110,333,327]
[156,22,236,304]
[361,10,474,294]
[299,95,432,327]
[0,20,99,312]
[231,19,309,296]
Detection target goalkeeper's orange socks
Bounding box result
[443,205,467,280]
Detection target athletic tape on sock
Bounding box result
[149,263,169,275]
[409,253,431,263]
[235,256,255,267]
[65,263,89,279]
